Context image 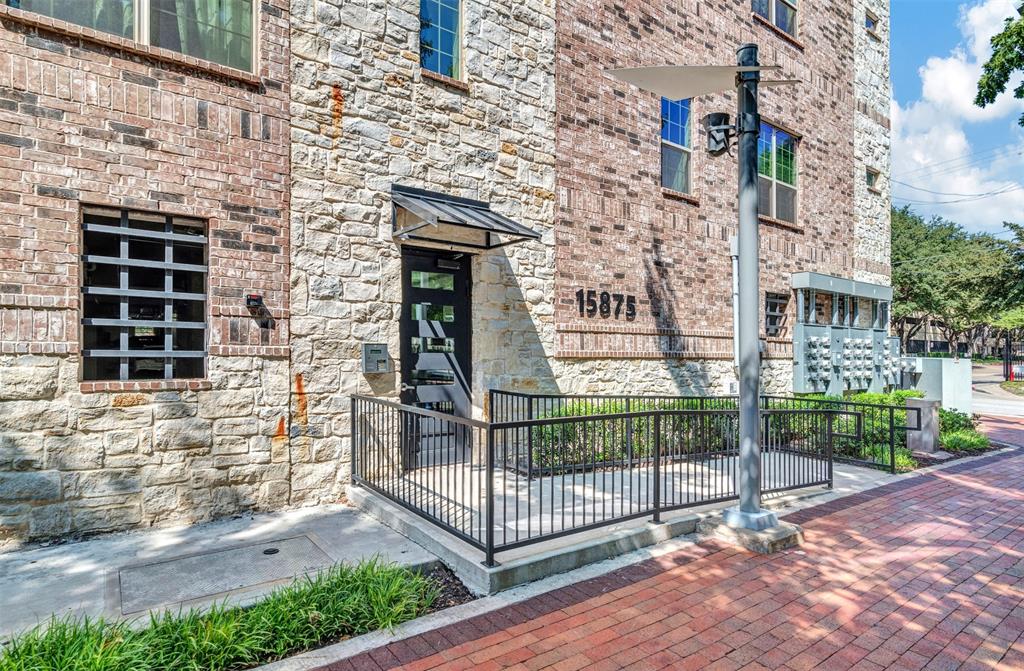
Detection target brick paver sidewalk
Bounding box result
[322,429,1024,671]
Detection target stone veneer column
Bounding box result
[853,0,892,284]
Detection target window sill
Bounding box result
[867,29,882,42]
[80,379,212,394]
[0,5,262,87]
[867,186,883,195]
[421,69,470,93]
[661,188,700,206]
[759,214,803,232]
[751,13,805,51]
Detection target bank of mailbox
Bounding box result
[361,343,391,374]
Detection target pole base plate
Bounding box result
[722,507,779,531]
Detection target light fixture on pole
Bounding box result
[607,44,798,531]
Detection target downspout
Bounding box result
[730,235,740,373]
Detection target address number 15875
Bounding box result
[575,289,636,320]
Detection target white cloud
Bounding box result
[892,0,1024,232]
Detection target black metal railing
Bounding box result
[760,395,920,473]
[490,390,919,474]
[353,395,851,566]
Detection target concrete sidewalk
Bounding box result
[0,503,436,640]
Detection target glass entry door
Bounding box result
[400,249,472,467]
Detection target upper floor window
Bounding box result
[81,207,207,382]
[420,0,460,79]
[866,167,881,192]
[660,98,692,194]
[752,0,797,37]
[6,0,254,72]
[757,122,798,224]
[865,10,880,37]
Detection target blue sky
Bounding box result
[890,0,1023,234]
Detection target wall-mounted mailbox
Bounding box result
[361,343,391,374]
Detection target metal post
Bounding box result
[888,406,896,474]
[724,43,778,531]
[652,413,661,523]
[484,425,496,567]
[350,397,358,485]
[826,412,834,489]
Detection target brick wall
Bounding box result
[552,0,877,363]
[0,2,295,544]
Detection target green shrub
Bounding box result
[0,559,436,671]
[938,408,977,434]
[941,429,990,453]
[860,444,917,472]
[530,399,737,470]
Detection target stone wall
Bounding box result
[288,0,558,486]
[0,2,297,545]
[853,0,892,284]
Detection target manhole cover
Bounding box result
[118,535,331,614]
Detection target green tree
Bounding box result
[890,207,1015,357]
[890,207,943,350]
[929,231,1009,357]
[976,10,1024,125]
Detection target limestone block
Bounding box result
[63,469,142,499]
[0,359,60,400]
[291,462,337,492]
[144,463,188,486]
[153,418,214,451]
[141,485,180,517]
[197,390,254,419]
[213,417,260,437]
[105,430,139,456]
[78,406,152,431]
[44,434,104,470]
[0,471,61,502]
[229,463,289,485]
[212,435,249,455]
[153,401,197,420]
[72,504,141,533]
[0,401,67,432]
[28,504,71,538]
[0,434,45,470]
[258,480,291,507]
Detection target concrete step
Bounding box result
[348,485,700,595]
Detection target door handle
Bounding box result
[401,383,414,391]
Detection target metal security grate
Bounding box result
[81,207,207,381]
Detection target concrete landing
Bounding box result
[349,485,700,595]
[0,504,436,640]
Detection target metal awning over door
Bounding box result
[391,184,541,251]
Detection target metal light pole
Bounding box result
[607,44,796,531]
[723,43,778,531]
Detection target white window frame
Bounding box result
[11,0,258,73]
[660,98,693,194]
[660,138,693,194]
[759,123,799,224]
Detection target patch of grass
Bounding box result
[1000,381,1024,397]
[0,558,437,671]
[941,429,991,453]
